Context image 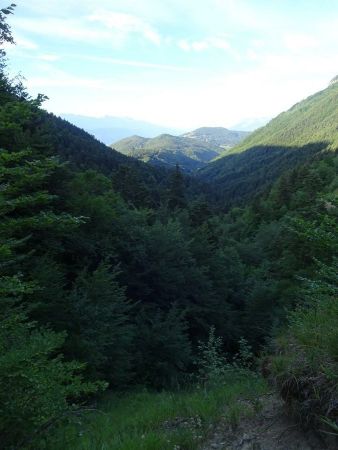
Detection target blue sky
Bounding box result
[5,0,338,129]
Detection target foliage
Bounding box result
[0,311,104,450]
[195,327,255,387]
[134,306,192,388]
[269,220,338,440]
[67,263,135,386]
[46,375,267,450]
[195,326,229,385]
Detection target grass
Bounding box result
[272,294,338,381]
[44,372,267,450]
[269,270,338,444]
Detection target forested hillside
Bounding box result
[112,133,223,172]
[199,79,338,206]
[112,128,249,172]
[0,5,337,450]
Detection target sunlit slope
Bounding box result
[198,80,338,205]
[231,79,338,154]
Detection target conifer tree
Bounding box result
[168,164,186,210]
[0,11,104,448]
[67,263,135,385]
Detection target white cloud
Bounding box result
[207,37,231,50]
[41,47,337,129]
[70,54,191,72]
[15,36,38,50]
[177,36,231,52]
[13,17,111,43]
[283,33,319,52]
[212,0,274,32]
[20,0,174,23]
[246,49,259,61]
[2,34,38,50]
[12,0,338,129]
[178,40,191,51]
[251,39,265,48]
[13,11,162,47]
[191,41,209,51]
[26,67,104,89]
[88,11,161,45]
[38,54,60,62]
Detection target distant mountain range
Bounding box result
[111,128,250,172]
[60,114,185,145]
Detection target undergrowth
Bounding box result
[44,374,266,450]
[270,259,338,445]
[43,328,267,450]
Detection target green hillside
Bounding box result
[232,78,338,153]
[112,133,222,171]
[11,111,175,208]
[199,79,338,206]
[111,135,149,155]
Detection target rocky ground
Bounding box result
[201,394,328,450]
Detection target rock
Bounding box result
[252,443,261,450]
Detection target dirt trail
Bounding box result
[202,393,328,450]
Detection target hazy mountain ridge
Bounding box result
[61,114,185,145]
[111,127,249,172]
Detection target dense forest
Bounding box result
[0,4,337,450]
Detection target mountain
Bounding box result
[111,127,249,172]
[182,127,250,149]
[42,115,218,207]
[112,135,149,155]
[229,80,338,154]
[198,78,338,206]
[111,133,224,172]
[61,114,184,145]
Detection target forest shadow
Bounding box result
[202,141,331,207]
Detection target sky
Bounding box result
[4,0,338,130]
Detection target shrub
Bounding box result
[195,327,255,387]
[270,260,338,444]
[0,307,105,449]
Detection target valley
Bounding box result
[0,3,337,450]
[110,127,250,172]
